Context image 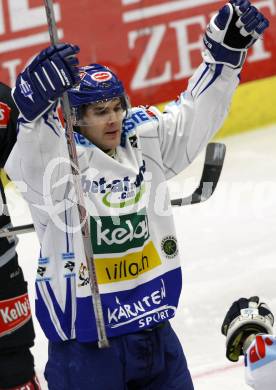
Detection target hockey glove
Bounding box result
[221,296,274,362]
[12,43,80,122]
[203,0,269,68]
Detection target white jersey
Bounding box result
[5,62,240,342]
[245,334,276,389]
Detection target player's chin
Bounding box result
[104,131,121,148]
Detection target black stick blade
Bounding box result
[171,142,226,206]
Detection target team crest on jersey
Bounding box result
[78,262,90,287]
[0,102,11,128]
[161,235,178,259]
[91,71,112,82]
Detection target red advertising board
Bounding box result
[0,0,275,107]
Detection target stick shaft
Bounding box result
[0,224,34,238]
[43,0,108,348]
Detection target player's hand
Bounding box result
[12,43,80,122]
[221,296,274,362]
[203,0,269,68]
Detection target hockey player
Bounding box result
[0,83,41,389]
[222,296,275,390]
[5,1,269,389]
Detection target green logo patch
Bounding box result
[90,209,149,254]
[161,235,178,259]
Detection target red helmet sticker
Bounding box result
[79,71,86,80]
[91,71,112,82]
[0,102,11,129]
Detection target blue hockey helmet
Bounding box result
[68,64,129,127]
[68,63,127,108]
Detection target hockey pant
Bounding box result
[45,321,194,390]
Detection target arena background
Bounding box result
[0,0,275,137]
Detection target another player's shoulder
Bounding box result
[0,82,11,122]
[245,334,276,389]
[0,82,15,107]
[0,81,11,98]
[245,334,276,367]
[0,82,18,128]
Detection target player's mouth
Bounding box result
[105,129,120,138]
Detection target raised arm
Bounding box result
[5,44,80,203]
[156,0,269,178]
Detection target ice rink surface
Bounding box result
[7,124,276,389]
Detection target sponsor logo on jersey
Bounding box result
[123,109,152,132]
[106,279,176,328]
[90,209,161,284]
[0,293,32,337]
[91,208,149,254]
[161,235,178,259]
[95,240,161,284]
[0,102,11,129]
[82,161,146,208]
[102,183,145,208]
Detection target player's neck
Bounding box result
[105,149,117,159]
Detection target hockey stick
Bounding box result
[0,223,34,238]
[0,142,225,238]
[43,0,108,348]
[171,142,226,206]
